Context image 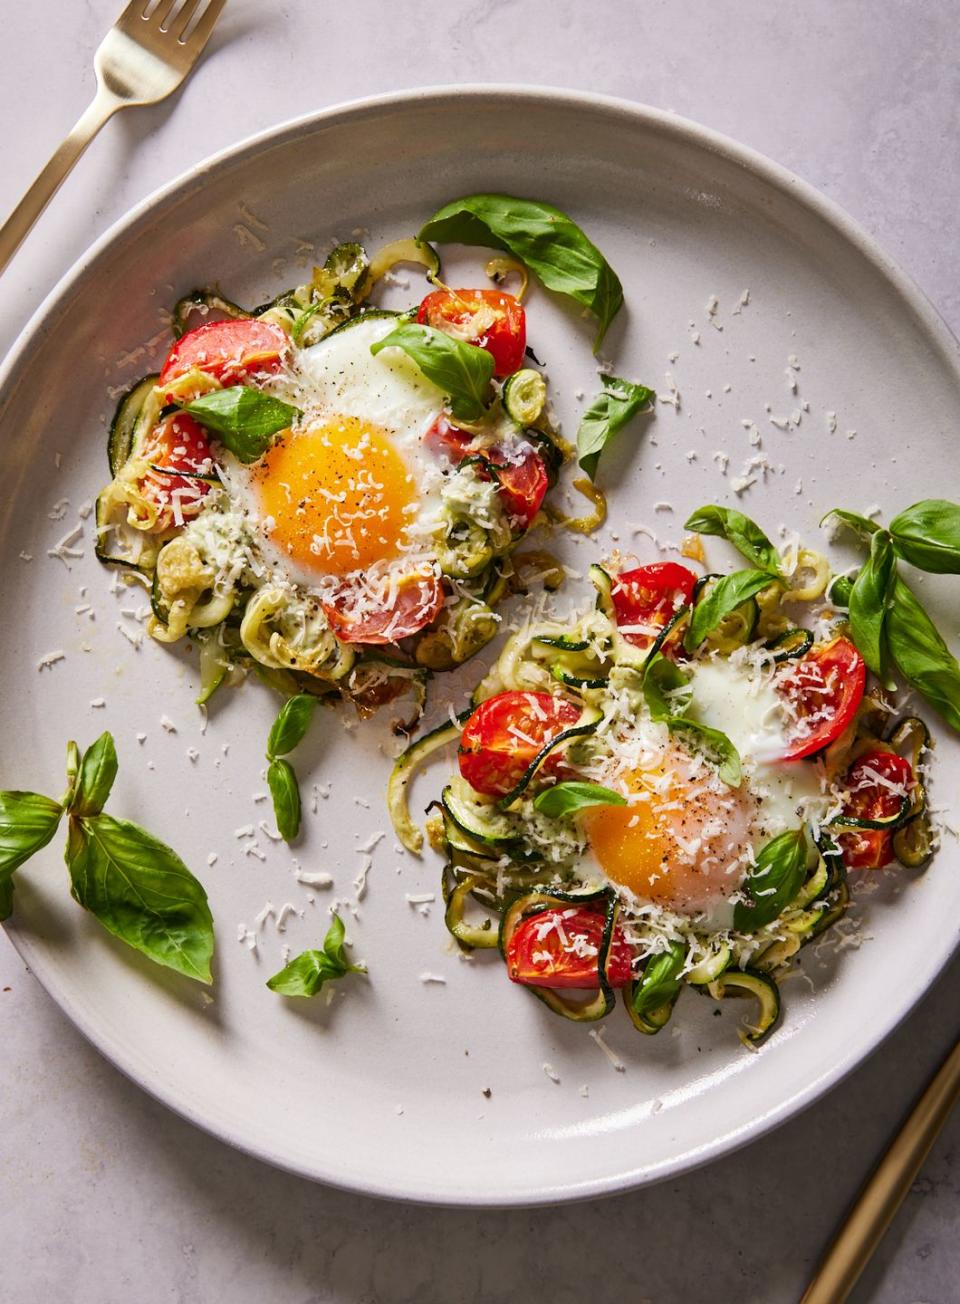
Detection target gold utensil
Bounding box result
[0,0,226,276]
[801,1036,960,1304]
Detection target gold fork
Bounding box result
[0,0,226,276]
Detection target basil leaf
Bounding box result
[889,499,960,574]
[642,653,692,723]
[632,941,685,1018]
[65,813,214,982]
[370,322,493,422]
[70,732,118,817]
[848,530,896,682]
[266,912,366,997]
[266,694,317,760]
[827,573,854,609]
[733,828,810,931]
[684,505,781,576]
[533,781,626,818]
[185,386,299,463]
[267,758,301,843]
[576,376,655,480]
[669,720,743,788]
[419,193,623,350]
[822,508,880,541]
[684,569,775,652]
[886,578,960,732]
[0,791,63,920]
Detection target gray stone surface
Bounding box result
[1,2,959,1300]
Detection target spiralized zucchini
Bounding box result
[240,588,351,680]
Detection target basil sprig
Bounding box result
[533,781,626,818]
[681,506,785,653]
[684,569,776,654]
[370,322,494,422]
[185,386,300,462]
[0,733,214,982]
[642,654,742,786]
[632,940,685,1019]
[577,377,655,479]
[684,505,783,576]
[266,913,366,997]
[265,694,317,843]
[734,828,810,931]
[419,193,623,349]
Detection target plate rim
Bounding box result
[3,83,959,1206]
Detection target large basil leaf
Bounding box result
[370,322,493,422]
[266,913,365,997]
[669,720,743,788]
[632,941,685,1018]
[576,377,655,479]
[733,829,810,931]
[267,694,317,760]
[70,732,118,817]
[822,508,880,541]
[419,193,623,349]
[888,499,960,573]
[684,505,781,576]
[533,781,626,818]
[886,578,960,732]
[0,791,63,920]
[267,758,301,843]
[185,386,299,462]
[848,530,896,682]
[66,814,214,983]
[684,569,775,652]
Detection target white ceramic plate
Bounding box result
[2,88,960,1206]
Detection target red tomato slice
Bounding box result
[776,637,866,761]
[138,412,215,529]
[417,288,526,377]
[159,319,288,397]
[611,563,698,655]
[839,749,914,870]
[490,446,549,529]
[458,690,581,798]
[506,906,632,989]
[423,414,477,464]
[321,567,444,645]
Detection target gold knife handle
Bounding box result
[0,87,119,277]
[801,1038,960,1304]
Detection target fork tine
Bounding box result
[184,0,227,50]
[148,0,184,29]
[171,0,203,40]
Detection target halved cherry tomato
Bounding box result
[320,567,444,645]
[423,416,547,531]
[159,319,288,397]
[424,414,475,464]
[417,288,526,377]
[777,637,866,761]
[611,563,698,656]
[839,750,913,870]
[458,690,581,798]
[506,906,632,989]
[138,412,215,529]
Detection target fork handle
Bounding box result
[0,86,120,277]
[801,1036,960,1304]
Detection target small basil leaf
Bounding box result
[642,653,691,723]
[827,573,855,609]
[370,322,493,422]
[822,508,881,541]
[733,829,810,932]
[684,505,781,576]
[576,376,655,480]
[0,791,63,920]
[533,781,626,818]
[64,740,80,806]
[632,941,685,1018]
[66,814,214,982]
[669,720,743,788]
[889,499,960,574]
[684,569,775,652]
[419,193,624,349]
[886,578,960,732]
[266,912,366,997]
[70,731,118,817]
[848,531,896,682]
[267,758,301,843]
[185,386,299,463]
[266,694,317,760]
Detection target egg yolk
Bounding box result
[253,416,417,578]
[581,749,757,914]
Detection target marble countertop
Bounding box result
[2,2,959,1301]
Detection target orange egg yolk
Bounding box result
[253,416,417,578]
[581,752,757,914]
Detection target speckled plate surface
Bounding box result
[2,87,959,1205]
